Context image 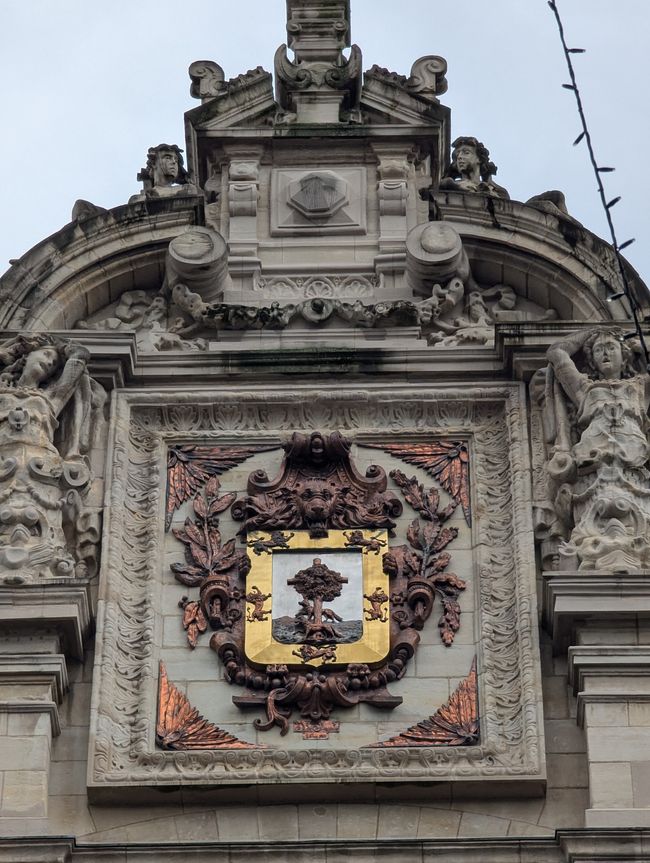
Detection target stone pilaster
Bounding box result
[545,572,650,827]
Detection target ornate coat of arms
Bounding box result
[164,431,473,740]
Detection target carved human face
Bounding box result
[20,347,60,386]
[159,150,179,181]
[455,144,479,176]
[592,335,623,379]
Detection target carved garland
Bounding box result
[89,389,542,788]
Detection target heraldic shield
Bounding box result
[244,529,390,669]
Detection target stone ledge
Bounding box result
[0,582,92,660]
[3,830,650,862]
[543,572,650,653]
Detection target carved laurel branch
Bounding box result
[370,657,478,747]
[385,469,466,646]
[89,389,541,785]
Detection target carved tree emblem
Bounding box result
[169,431,470,740]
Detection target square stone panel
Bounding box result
[88,386,544,800]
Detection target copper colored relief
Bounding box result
[156,662,261,750]
[364,441,471,525]
[370,658,479,747]
[167,432,471,740]
[166,443,278,530]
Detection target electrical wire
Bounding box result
[547,0,649,368]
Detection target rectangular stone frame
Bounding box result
[88,384,544,798]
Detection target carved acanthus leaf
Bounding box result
[365,441,471,525]
[371,658,478,747]
[156,662,261,750]
[166,444,277,530]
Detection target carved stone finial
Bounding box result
[439,136,510,199]
[406,55,448,102]
[274,0,362,124]
[188,60,226,101]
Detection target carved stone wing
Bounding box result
[364,441,471,525]
[166,444,277,530]
[370,658,478,747]
[156,662,261,750]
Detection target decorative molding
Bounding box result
[370,657,478,747]
[89,386,543,791]
[254,273,379,300]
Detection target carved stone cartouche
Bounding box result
[231,430,402,538]
[0,335,104,583]
[544,327,650,571]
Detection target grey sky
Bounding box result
[1,0,647,288]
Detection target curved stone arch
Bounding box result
[0,198,204,330]
[439,195,648,323]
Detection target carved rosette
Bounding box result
[169,431,469,740]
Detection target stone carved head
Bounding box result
[582,328,636,380]
[0,334,66,389]
[138,144,189,190]
[447,136,498,183]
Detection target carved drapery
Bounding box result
[0,334,104,584]
[541,327,650,572]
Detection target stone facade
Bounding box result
[0,1,649,859]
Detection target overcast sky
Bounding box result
[1,0,647,287]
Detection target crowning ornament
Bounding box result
[167,431,471,740]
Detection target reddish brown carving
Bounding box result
[364,441,471,525]
[294,719,340,739]
[232,431,402,538]
[384,470,466,645]
[288,557,348,643]
[178,597,207,649]
[170,431,466,738]
[156,662,261,750]
[370,657,479,747]
[166,443,277,530]
[171,476,249,647]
